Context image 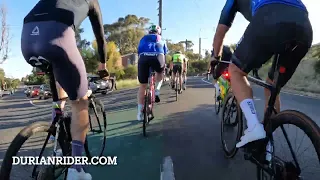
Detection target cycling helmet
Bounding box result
[175,51,182,54]
[148,25,161,35]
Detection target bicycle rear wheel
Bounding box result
[220,92,243,158]
[0,122,67,180]
[85,98,107,159]
[143,89,149,137]
[257,110,320,180]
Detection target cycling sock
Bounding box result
[71,140,84,172]
[240,99,260,130]
[156,79,163,91]
[155,89,160,96]
[138,104,143,112]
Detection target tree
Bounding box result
[179,40,194,52]
[166,39,184,54]
[0,3,9,64]
[92,40,122,72]
[0,68,5,89]
[104,15,150,54]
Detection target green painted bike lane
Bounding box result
[86,107,165,180]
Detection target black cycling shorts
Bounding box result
[231,4,312,87]
[172,64,182,75]
[138,53,165,84]
[21,21,88,100]
[212,62,229,80]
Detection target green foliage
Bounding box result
[123,65,138,79]
[189,60,209,75]
[104,15,150,54]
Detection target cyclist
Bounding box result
[136,25,167,121]
[207,45,233,100]
[170,51,187,92]
[21,0,108,179]
[212,0,312,148]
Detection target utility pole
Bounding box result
[158,0,162,34]
[199,37,201,60]
[185,39,188,52]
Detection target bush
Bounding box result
[189,60,208,73]
[113,69,125,80]
[314,60,320,75]
[123,65,138,79]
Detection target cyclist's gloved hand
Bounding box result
[97,63,109,79]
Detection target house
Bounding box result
[121,53,138,67]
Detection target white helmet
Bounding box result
[148,24,161,35]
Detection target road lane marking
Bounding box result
[160,156,175,180]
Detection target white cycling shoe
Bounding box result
[236,123,266,148]
[67,168,92,180]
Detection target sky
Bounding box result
[1,0,319,79]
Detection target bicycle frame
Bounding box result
[246,54,300,172]
[31,69,72,178]
[148,69,156,110]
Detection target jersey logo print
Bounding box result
[148,43,156,51]
[31,26,39,36]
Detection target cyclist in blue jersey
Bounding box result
[212,0,312,148]
[136,25,168,121]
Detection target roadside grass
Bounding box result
[116,79,139,89]
[259,58,320,94]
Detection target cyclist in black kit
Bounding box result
[211,0,312,148]
[207,45,233,100]
[21,0,108,179]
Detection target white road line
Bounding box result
[160,156,175,180]
[201,77,213,84]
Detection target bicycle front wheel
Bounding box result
[220,92,243,158]
[85,98,107,159]
[0,122,66,180]
[257,110,320,180]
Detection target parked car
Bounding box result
[26,86,40,98]
[39,84,52,99]
[88,75,116,95]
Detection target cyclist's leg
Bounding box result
[152,54,165,102]
[137,55,149,120]
[178,65,183,91]
[263,11,312,114]
[172,65,178,89]
[228,11,273,148]
[23,21,91,177]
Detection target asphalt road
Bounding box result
[0,77,320,180]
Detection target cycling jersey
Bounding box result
[138,34,168,55]
[219,0,307,27]
[172,54,186,64]
[24,0,106,63]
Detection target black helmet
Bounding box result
[175,51,182,54]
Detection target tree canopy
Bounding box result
[104,15,150,55]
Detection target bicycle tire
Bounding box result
[143,88,149,137]
[85,98,107,159]
[220,92,243,158]
[0,122,63,180]
[257,110,320,179]
[214,88,221,114]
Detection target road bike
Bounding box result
[142,68,156,137]
[173,70,181,101]
[220,46,320,179]
[0,58,107,180]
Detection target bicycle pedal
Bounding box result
[242,138,268,161]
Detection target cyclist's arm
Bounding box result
[137,38,143,55]
[88,0,106,63]
[163,41,168,55]
[213,0,237,58]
